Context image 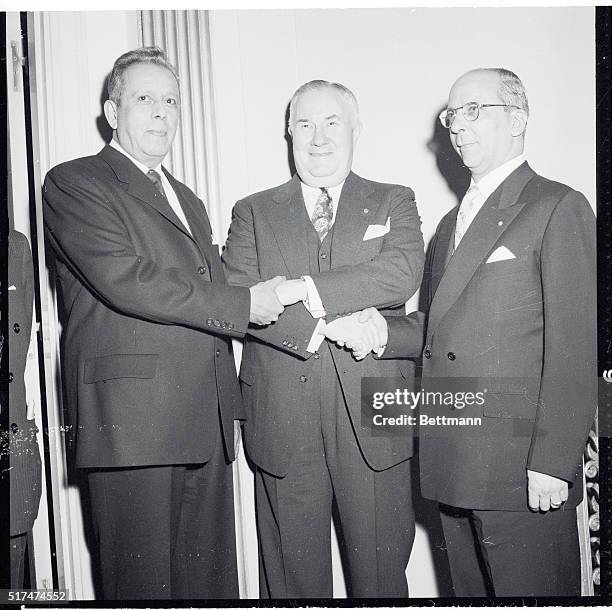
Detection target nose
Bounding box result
[449,111,466,135]
[312,124,327,146]
[152,100,167,120]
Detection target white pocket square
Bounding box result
[9,285,16,291]
[486,246,516,263]
[363,216,390,241]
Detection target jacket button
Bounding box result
[282,340,288,346]
[10,423,18,433]
[13,323,20,333]
[228,323,234,330]
[214,320,221,327]
[447,352,456,361]
[216,349,221,357]
[198,266,207,275]
[320,253,328,259]
[424,350,431,359]
[8,372,14,383]
[299,375,307,382]
[206,318,213,326]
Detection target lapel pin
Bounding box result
[497,220,504,226]
[363,208,369,214]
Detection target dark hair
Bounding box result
[107,47,178,105]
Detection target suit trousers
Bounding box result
[439,503,580,597]
[87,428,238,600]
[256,350,414,598]
[10,533,28,588]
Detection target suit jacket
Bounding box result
[223,172,424,477]
[383,163,597,511]
[8,230,42,535]
[43,145,251,468]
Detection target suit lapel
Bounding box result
[99,145,194,241]
[99,145,224,279]
[264,175,311,279]
[331,172,379,266]
[431,209,457,297]
[163,170,213,245]
[427,162,536,337]
[162,170,228,282]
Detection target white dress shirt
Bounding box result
[458,154,526,237]
[109,139,192,236]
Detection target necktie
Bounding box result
[147,169,167,199]
[311,188,333,241]
[454,184,482,247]
[146,168,193,235]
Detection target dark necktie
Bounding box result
[311,187,333,241]
[147,169,167,199]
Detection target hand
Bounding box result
[275,278,307,306]
[234,420,242,457]
[356,308,389,356]
[527,469,569,512]
[324,312,386,360]
[249,276,285,325]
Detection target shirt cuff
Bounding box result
[374,317,388,357]
[306,318,327,353]
[301,275,326,318]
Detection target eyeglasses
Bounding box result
[439,102,520,128]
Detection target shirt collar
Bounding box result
[109,138,163,176]
[300,180,345,205]
[471,154,526,199]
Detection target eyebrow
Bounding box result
[296,114,343,123]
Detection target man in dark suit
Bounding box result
[43,47,284,600]
[222,80,424,598]
[7,229,42,588]
[347,68,596,596]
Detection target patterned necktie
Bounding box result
[147,169,167,199]
[311,187,333,241]
[454,184,482,247]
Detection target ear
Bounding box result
[104,99,118,130]
[510,109,528,137]
[352,122,362,145]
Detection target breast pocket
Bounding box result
[478,255,541,314]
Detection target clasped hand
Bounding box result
[249,276,285,325]
[249,277,308,325]
[324,307,388,360]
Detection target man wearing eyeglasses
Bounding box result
[344,68,596,596]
